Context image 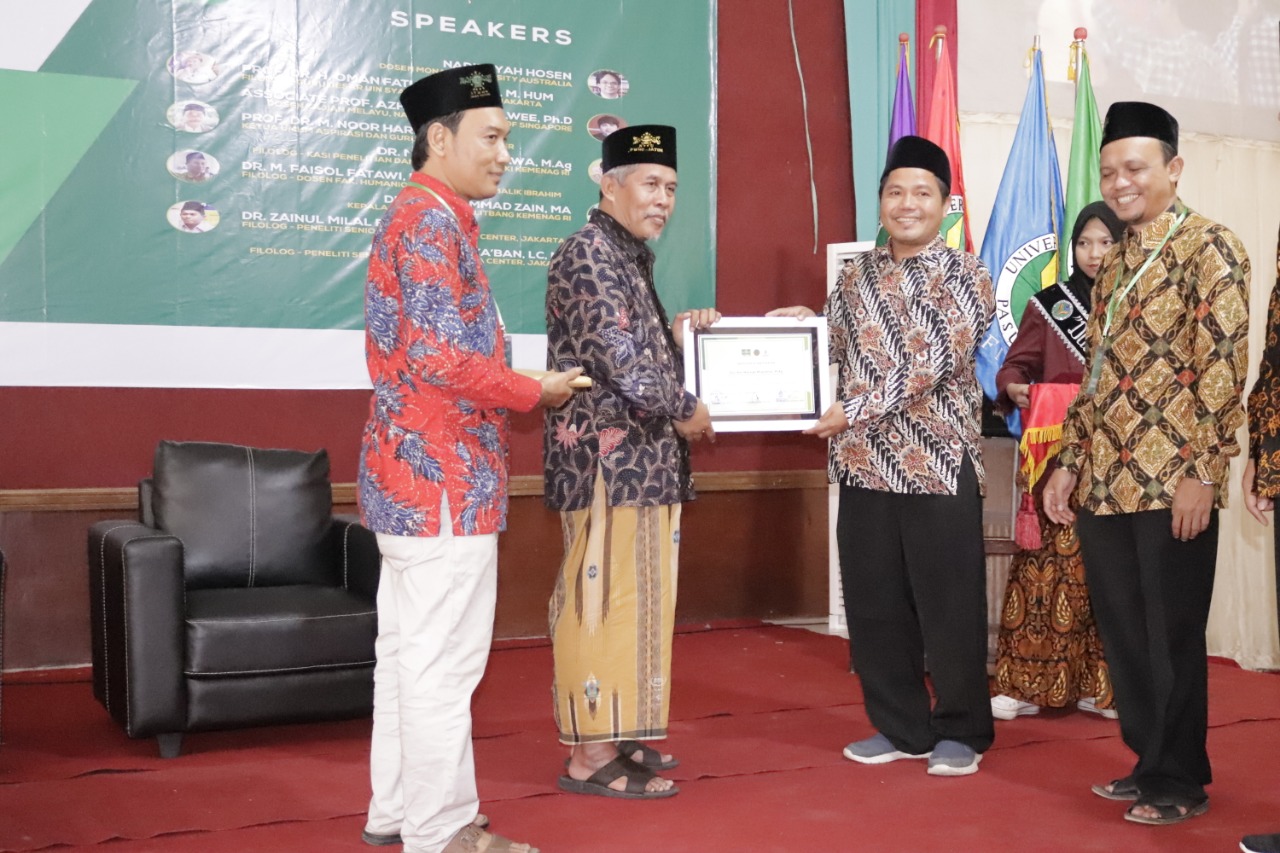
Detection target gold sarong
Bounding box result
[549,474,680,744]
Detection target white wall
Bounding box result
[957,0,1280,668]
[959,0,1280,141]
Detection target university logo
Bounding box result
[940,194,966,250]
[460,71,494,98]
[1051,299,1074,320]
[629,132,663,153]
[993,233,1058,345]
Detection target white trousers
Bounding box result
[366,513,498,853]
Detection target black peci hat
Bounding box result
[881,135,951,192]
[601,124,677,173]
[399,64,504,134]
[1101,101,1178,153]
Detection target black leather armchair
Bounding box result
[88,441,379,757]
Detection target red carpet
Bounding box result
[2,624,1278,852]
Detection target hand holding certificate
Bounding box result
[682,316,831,432]
[514,368,593,389]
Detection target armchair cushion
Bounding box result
[152,441,332,589]
[186,585,376,675]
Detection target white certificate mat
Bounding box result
[683,316,831,432]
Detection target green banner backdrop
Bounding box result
[0,0,716,385]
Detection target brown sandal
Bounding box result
[618,739,679,770]
[362,813,489,846]
[442,822,540,853]
[558,754,679,799]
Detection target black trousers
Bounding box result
[836,456,994,755]
[1274,520,1280,631]
[1076,508,1219,801]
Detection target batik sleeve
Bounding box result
[549,247,697,420]
[397,211,542,413]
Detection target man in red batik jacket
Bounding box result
[358,63,579,853]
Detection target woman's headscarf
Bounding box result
[1064,200,1125,308]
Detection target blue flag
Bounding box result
[976,46,1064,437]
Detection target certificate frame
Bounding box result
[683,316,831,432]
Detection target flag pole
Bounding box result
[921,24,973,252]
[1061,26,1103,276]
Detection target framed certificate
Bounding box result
[683,316,831,432]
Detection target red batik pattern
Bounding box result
[359,173,541,537]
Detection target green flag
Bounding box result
[1061,38,1102,276]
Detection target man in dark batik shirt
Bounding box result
[1240,227,1280,853]
[544,124,716,800]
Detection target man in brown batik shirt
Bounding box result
[1044,101,1250,826]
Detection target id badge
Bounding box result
[1083,354,1104,396]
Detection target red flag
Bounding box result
[914,1,957,131]
[1019,382,1081,489]
[922,30,972,253]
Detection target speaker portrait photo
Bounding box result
[167,150,220,184]
[167,200,219,233]
[588,69,628,99]
[587,113,626,141]
[167,101,219,134]
[168,50,221,85]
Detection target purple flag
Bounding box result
[889,37,916,148]
[877,37,917,246]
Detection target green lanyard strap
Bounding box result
[1084,210,1188,395]
[1101,211,1188,338]
[403,180,459,224]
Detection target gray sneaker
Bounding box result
[842,732,931,764]
[926,739,981,776]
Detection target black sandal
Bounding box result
[558,755,679,800]
[1123,795,1209,825]
[1090,776,1139,801]
[617,739,679,770]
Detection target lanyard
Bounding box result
[414,183,457,224]
[1084,211,1187,394]
[1100,211,1187,338]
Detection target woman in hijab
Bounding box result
[991,201,1126,722]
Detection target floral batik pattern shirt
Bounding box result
[1058,201,1251,515]
[359,172,542,537]
[544,209,699,512]
[1247,227,1280,497]
[824,237,994,495]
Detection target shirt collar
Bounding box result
[409,172,479,238]
[590,208,654,265]
[878,235,947,265]
[1123,198,1188,262]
